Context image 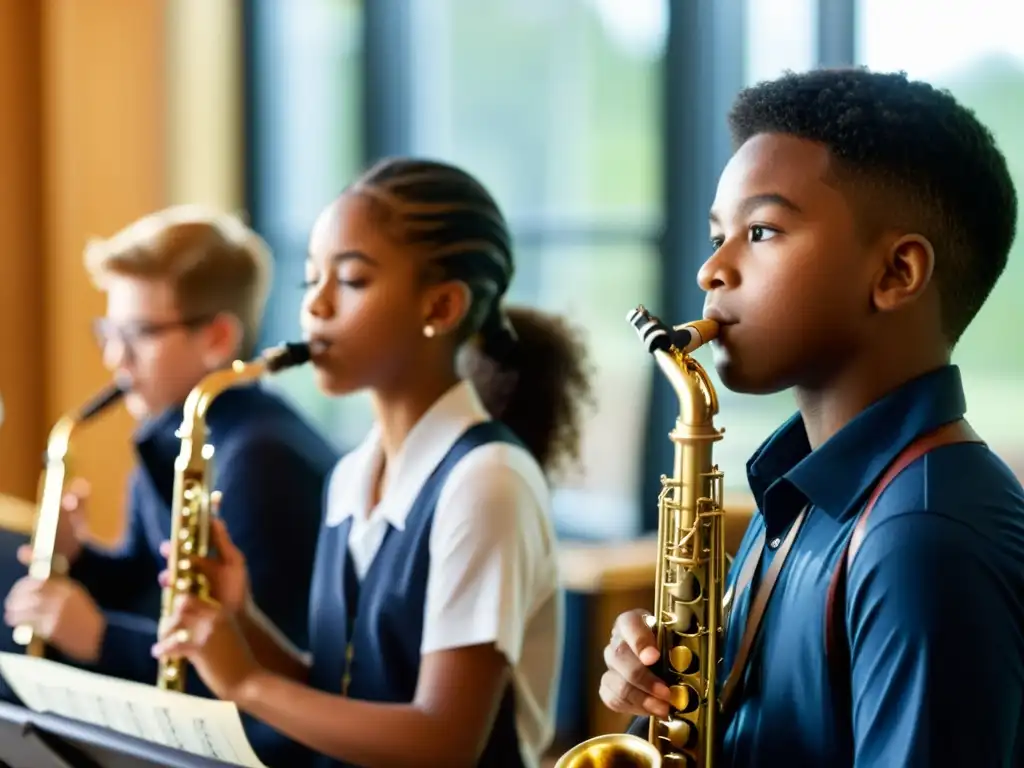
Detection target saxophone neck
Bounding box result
[44,416,77,463]
[44,381,127,462]
[654,349,720,429]
[177,341,314,441]
[179,358,269,439]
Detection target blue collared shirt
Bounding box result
[721,365,1024,767]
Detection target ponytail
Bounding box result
[463,305,595,477]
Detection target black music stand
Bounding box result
[0,700,245,768]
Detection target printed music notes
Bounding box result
[0,652,267,767]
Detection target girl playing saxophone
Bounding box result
[151,158,594,767]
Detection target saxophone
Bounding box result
[157,341,314,691]
[14,382,126,656]
[556,306,725,768]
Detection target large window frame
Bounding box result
[242,0,858,537]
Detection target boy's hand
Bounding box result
[3,575,105,662]
[599,608,673,718]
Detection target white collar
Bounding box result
[325,379,491,529]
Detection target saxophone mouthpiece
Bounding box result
[628,306,719,355]
[75,380,127,422]
[263,341,314,372]
[679,318,719,352]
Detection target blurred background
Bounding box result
[0,0,1021,752]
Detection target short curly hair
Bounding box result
[728,67,1018,344]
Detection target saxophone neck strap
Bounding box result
[718,504,806,719]
[822,418,984,731]
[717,417,983,724]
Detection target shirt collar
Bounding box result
[747,364,968,536]
[325,379,491,529]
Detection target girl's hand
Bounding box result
[152,593,260,702]
[158,494,251,616]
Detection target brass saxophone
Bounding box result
[14,382,126,656]
[556,306,725,768]
[157,341,314,692]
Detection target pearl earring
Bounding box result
[423,324,436,338]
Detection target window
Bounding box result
[685,0,821,491]
[858,0,1024,477]
[406,0,668,538]
[744,0,817,86]
[248,0,666,536]
[245,0,371,450]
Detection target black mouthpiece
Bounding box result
[76,382,127,422]
[628,306,673,354]
[264,341,312,372]
[627,306,703,356]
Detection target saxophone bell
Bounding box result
[555,306,726,768]
[157,341,312,692]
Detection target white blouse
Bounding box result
[323,379,563,767]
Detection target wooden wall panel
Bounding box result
[42,0,168,543]
[0,0,45,502]
[166,0,245,214]
[1,0,248,544]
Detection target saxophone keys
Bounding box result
[668,645,694,674]
[668,684,690,711]
[662,718,693,751]
[667,571,702,602]
[665,606,697,636]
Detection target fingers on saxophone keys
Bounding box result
[604,637,672,703]
[616,608,661,666]
[161,593,214,630]
[152,623,193,658]
[599,671,670,718]
[154,597,209,656]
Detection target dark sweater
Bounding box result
[68,383,339,766]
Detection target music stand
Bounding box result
[0,700,81,768]
[0,700,245,768]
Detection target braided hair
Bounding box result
[347,157,595,477]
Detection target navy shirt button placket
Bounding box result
[769,536,782,550]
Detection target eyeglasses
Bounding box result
[92,316,213,358]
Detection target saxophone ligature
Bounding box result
[555,306,725,768]
[157,341,314,692]
[14,382,126,656]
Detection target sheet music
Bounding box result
[0,652,268,767]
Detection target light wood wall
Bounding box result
[0,0,45,506]
[0,0,242,544]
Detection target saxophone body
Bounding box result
[157,341,313,692]
[556,307,725,768]
[14,382,126,655]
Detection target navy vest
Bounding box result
[307,421,528,768]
